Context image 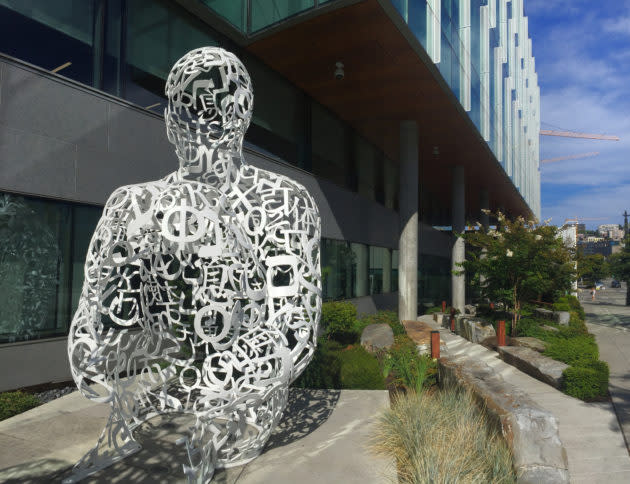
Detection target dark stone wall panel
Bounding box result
[0,62,109,152]
[0,123,76,199]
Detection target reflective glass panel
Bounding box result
[0,193,101,344]
[125,0,223,110]
[321,238,353,300]
[0,0,95,85]
[200,0,247,32]
[251,0,315,32]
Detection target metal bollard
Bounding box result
[497,320,506,347]
[450,308,456,332]
[431,331,440,359]
[442,300,446,313]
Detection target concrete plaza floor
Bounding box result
[0,389,393,483]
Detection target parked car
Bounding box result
[595,281,605,290]
[611,280,621,288]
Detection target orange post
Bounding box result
[442,300,446,313]
[431,331,440,359]
[490,302,495,310]
[450,308,456,332]
[497,320,506,347]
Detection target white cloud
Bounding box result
[603,16,630,35]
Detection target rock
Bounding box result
[439,354,569,484]
[433,312,448,327]
[553,311,570,326]
[455,316,496,344]
[464,304,477,316]
[534,308,554,320]
[402,320,444,355]
[511,337,547,353]
[360,323,394,353]
[541,324,559,333]
[498,346,569,389]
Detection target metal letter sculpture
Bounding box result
[66,47,321,483]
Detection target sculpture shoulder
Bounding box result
[242,165,320,216]
[102,180,166,214]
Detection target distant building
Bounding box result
[598,224,624,240]
[577,223,586,234]
[579,240,613,256]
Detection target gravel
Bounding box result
[35,386,77,404]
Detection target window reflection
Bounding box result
[0,0,95,85]
[0,193,101,344]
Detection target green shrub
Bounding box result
[338,346,385,390]
[552,302,571,312]
[557,295,585,320]
[322,301,358,343]
[0,391,41,421]
[383,336,437,393]
[292,338,342,389]
[544,335,598,366]
[563,360,609,400]
[358,310,406,336]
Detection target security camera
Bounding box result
[334,62,344,80]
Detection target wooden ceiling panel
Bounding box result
[247,0,531,217]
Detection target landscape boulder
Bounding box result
[534,308,554,320]
[498,346,569,389]
[553,311,570,326]
[360,323,394,354]
[464,304,477,316]
[511,337,546,353]
[455,316,496,344]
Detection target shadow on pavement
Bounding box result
[1,388,341,484]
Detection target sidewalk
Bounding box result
[419,315,630,484]
[0,388,393,483]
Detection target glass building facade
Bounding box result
[390,0,541,217]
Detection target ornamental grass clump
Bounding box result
[372,387,515,484]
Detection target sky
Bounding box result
[524,0,630,230]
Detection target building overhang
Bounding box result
[246,0,533,220]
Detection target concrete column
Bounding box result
[398,121,419,322]
[452,165,465,313]
[353,243,369,297]
[383,249,392,293]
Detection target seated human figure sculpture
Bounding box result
[66,47,321,483]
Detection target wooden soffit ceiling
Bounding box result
[247,0,531,217]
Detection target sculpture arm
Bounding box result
[267,184,322,382]
[68,185,150,401]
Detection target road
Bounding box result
[580,280,630,450]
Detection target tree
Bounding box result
[461,212,576,336]
[609,237,630,305]
[577,252,610,286]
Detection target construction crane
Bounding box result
[541,152,599,164]
[540,130,620,141]
[564,217,607,224]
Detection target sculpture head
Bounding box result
[165,47,254,172]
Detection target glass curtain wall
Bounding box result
[0,0,96,85]
[0,192,101,344]
[322,239,399,301]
